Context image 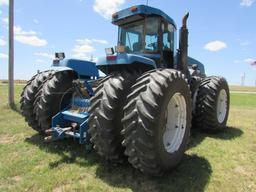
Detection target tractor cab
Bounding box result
[113,5,177,68]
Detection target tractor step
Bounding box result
[48,103,90,144]
[62,110,88,124]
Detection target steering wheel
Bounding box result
[147,42,157,49]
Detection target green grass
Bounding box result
[231,93,256,108]
[0,84,256,192]
[229,85,256,92]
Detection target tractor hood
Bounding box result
[96,53,156,74]
[52,59,99,78]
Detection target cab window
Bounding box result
[145,17,159,52]
[162,23,175,51]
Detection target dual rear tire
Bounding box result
[88,71,139,162]
[89,69,192,175]
[122,69,192,175]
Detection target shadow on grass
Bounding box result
[95,154,211,192]
[26,134,212,192]
[189,126,243,149]
[25,134,100,168]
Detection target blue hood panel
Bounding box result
[53,59,99,78]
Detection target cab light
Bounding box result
[130,6,138,12]
[107,55,117,61]
[112,13,118,19]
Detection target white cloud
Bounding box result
[244,58,255,63]
[14,25,47,47]
[72,40,95,60]
[204,41,227,52]
[33,19,39,24]
[72,38,108,60]
[0,53,8,59]
[2,17,8,24]
[34,52,54,59]
[14,26,37,36]
[76,38,108,45]
[73,40,95,53]
[35,59,47,64]
[240,0,255,6]
[240,41,251,46]
[234,58,256,65]
[0,0,8,6]
[0,37,6,46]
[92,39,108,44]
[93,0,125,19]
[15,35,47,47]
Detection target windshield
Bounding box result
[118,17,160,53]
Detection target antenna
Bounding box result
[146,0,149,5]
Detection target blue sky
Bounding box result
[0,0,256,85]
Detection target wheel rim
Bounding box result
[163,93,187,154]
[217,89,228,123]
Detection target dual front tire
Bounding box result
[193,76,230,132]
[20,70,76,133]
[89,70,230,176]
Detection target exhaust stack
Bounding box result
[179,12,190,77]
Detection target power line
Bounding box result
[8,0,14,106]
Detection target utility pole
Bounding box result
[8,0,14,106]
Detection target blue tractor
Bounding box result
[20,5,230,176]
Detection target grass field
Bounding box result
[0,84,256,192]
[229,85,256,93]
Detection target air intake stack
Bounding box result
[179,13,190,77]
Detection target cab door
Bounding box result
[162,21,176,68]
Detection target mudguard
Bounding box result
[52,59,99,78]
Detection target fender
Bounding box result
[52,59,99,78]
[96,53,156,74]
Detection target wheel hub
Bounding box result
[163,93,187,154]
[217,89,228,124]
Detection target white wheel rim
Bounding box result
[163,93,187,154]
[217,89,228,123]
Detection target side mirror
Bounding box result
[105,48,115,55]
[55,52,65,60]
[53,52,65,65]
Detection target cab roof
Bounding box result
[112,5,177,28]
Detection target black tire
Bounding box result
[122,69,192,176]
[88,71,139,162]
[34,70,77,132]
[20,70,54,132]
[189,76,202,126]
[194,76,230,132]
